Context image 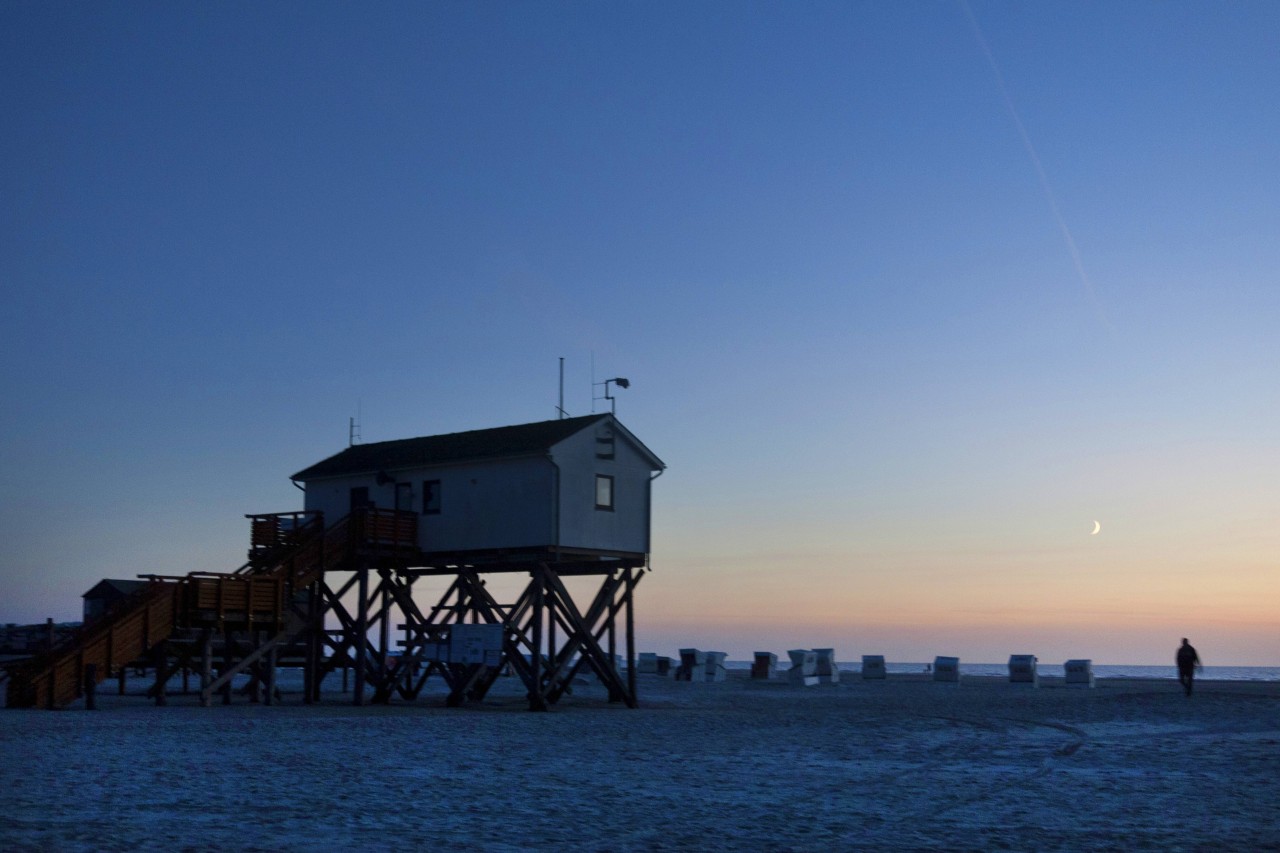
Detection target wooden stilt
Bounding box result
[84,664,97,711]
[200,628,213,707]
[354,569,368,706]
[625,567,637,705]
[264,643,277,706]
[153,641,167,707]
[529,566,546,711]
[607,574,620,703]
[304,581,320,704]
[222,628,234,705]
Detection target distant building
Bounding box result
[82,579,149,622]
[290,414,665,560]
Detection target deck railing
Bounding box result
[4,507,422,709]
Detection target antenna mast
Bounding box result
[558,357,566,419]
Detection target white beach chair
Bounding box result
[933,656,961,683]
[751,652,777,679]
[677,648,706,682]
[704,651,728,682]
[788,649,819,686]
[1064,659,1095,688]
[861,654,887,680]
[813,648,840,684]
[1008,654,1039,686]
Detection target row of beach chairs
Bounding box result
[643,650,1098,688]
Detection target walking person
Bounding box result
[1176,638,1201,696]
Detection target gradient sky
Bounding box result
[3,2,1277,665]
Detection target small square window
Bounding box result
[595,474,614,511]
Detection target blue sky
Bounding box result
[3,2,1277,664]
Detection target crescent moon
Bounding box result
[1091,520,1101,535]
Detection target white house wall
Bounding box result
[302,455,557,553]
[550,422,653,554]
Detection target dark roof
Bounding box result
[82,579,149,599]
[292,414,633,481]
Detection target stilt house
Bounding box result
[289,413,665,563]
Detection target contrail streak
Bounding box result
[960,1,1113,334]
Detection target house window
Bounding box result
[349,487,371,511]
[595,474,614,511]
[394,482,413,513]
[422,479,441,515]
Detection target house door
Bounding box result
[349,486,371,512]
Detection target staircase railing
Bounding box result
[5,579,181,709]
[5,507,418,709]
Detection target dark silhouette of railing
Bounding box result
[4,507,418,709]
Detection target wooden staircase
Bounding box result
[4,579,182,709]
[3,511,358,709]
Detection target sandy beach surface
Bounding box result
[2,672,1277,851]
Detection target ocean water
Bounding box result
[724,661,1280,681]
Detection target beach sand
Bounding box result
[2,672,1277,851]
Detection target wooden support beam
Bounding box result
[304,580,322,704]
[529,566,546,711]
[625,567,637,703]
[264,643,278,706]
[222,628,234,705]
[543,569,639,708]
[152,641,168,707]
[353,568,368,706]
[200,629,213,707]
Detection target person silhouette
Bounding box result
[1176,638,1201,696]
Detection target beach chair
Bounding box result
[861,654,887,680]
[751,652,777,679]
[788,649,818,686]
[677,648,706,682]
[637,652,658,674]
[1008,654,1038,686]
[1064,659,1095,688]
[933,656,960,683]
[813,648,840,684]
[704,651,728,682]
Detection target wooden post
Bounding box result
[304,581,320,704]
[378,569,391,700]
[153,641,167,707]
[84,663,98,711]
[607,575,620,703]
[222,628,234,705]
[249,631,262,703]
[118,664,127,696]
[529,566,546,711]
[200,628,213,708]
[625,567,637,706]
[354,568,368,706]
[265,643,278,706]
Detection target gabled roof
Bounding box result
[82,579,148,599]
[291,413,664,481]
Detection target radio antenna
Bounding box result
[557,357,568,419]
[349,401,362,446]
